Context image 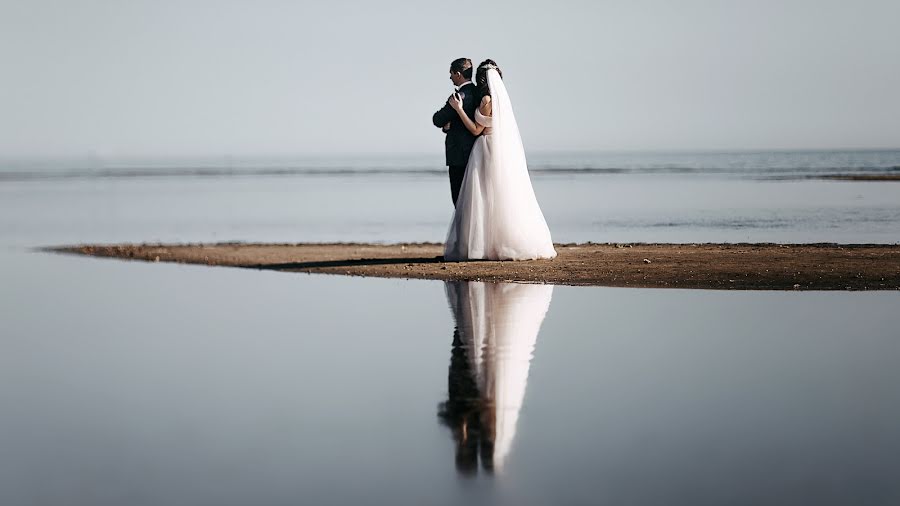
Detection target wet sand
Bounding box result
[47,242,900,290]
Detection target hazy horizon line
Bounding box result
[3,146,900,165]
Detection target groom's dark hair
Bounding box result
[450,58,473,79]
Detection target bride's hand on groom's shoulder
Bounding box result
[448,93,463,111]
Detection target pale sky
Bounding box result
[1,0,898,160]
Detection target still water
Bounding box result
[2,251,899,505]
[1,172,900,248]
[1,154,899,504]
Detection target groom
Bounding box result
[432,58,478,207]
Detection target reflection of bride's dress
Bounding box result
[439,280,554,474]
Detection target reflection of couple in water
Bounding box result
[438,281,554,475]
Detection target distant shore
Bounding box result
[46,242,900,290]
[818,174,900,181]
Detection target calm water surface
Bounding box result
[2,251,899,505]
[1,172,899,247]
[1,152,899,504]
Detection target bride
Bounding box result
[444,59,557,261]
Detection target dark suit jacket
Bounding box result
[432,82,478,167]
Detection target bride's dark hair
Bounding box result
[475,59,502,98]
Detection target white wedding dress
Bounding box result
[443,69,557,261]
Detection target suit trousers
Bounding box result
[448,165,466,207]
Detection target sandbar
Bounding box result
[46,242,900,290]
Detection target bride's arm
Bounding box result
[448,93,485,136]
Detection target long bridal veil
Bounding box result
[444,68,557,261]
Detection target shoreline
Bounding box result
[46,242,900,290]
[818,174,900,182]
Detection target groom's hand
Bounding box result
[442,121,451,132]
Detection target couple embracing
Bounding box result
[432,58,557,262]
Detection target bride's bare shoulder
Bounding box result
[479,95,492,115]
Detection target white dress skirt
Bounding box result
[443,106,557,261]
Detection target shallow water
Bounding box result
[1,171,899,249]
[2,250,899,505]
[1,154,899,504]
